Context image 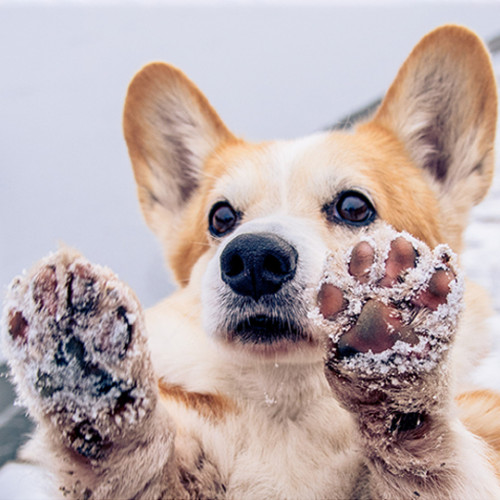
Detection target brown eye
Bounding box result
[323,191,376,226]
[209,201,239,237]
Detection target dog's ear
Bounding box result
[371,25,497,208]
[123,63,235,239]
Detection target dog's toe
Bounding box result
[379,236,417,287]
[318,283,345,320]
[348,241,374,283]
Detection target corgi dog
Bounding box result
[2,24,500,499]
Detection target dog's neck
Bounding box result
[222,358,335,421]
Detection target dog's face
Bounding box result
[123,26,497,363]
[196,132,445,362]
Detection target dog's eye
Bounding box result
[209,201,239,237]
[324,191,376,226]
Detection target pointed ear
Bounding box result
[372,25,497,206]
[123,63,235,239]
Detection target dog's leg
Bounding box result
[317,229,500,499]
[1,249,185,499]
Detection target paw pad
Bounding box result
[1,249,156,458]
[336,299,419,358]
[32,266,58,315]
[348,240,374,283]
[313,227,463,376]
[378,237,417,287]
[8,310,28,343]
[66,263,100,314]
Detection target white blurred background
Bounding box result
[0,1,499,495]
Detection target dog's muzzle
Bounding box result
[220,232,298,301]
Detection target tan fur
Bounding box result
[457,390,500,477]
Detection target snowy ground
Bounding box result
[0,3,500,497]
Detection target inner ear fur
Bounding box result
[370,25,497,207]
[123,62,235,241]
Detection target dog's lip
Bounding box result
[229,314,309,345]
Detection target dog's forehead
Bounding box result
[204,126,444,248]
[212,132,376,213]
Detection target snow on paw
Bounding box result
[1,248,157,460]
[312,226,463,380]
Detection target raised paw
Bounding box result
[1,249,157,461]
[315,228,463,379]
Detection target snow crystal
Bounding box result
[264,392,278,406]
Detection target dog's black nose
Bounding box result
[220,232,298,301]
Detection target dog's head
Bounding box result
[123,26,497,363]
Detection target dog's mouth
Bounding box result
[206,273,321,359]
[230,314,308,345]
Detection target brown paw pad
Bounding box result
[336,300,419,359]
[92,306,133,358]
[8,310,29,343]
[32,265,58,315]
[318,284,345,319]
[348,241,374,283]
[67,263,100,314]
[379,237,417,287]
[412,269,454,311]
